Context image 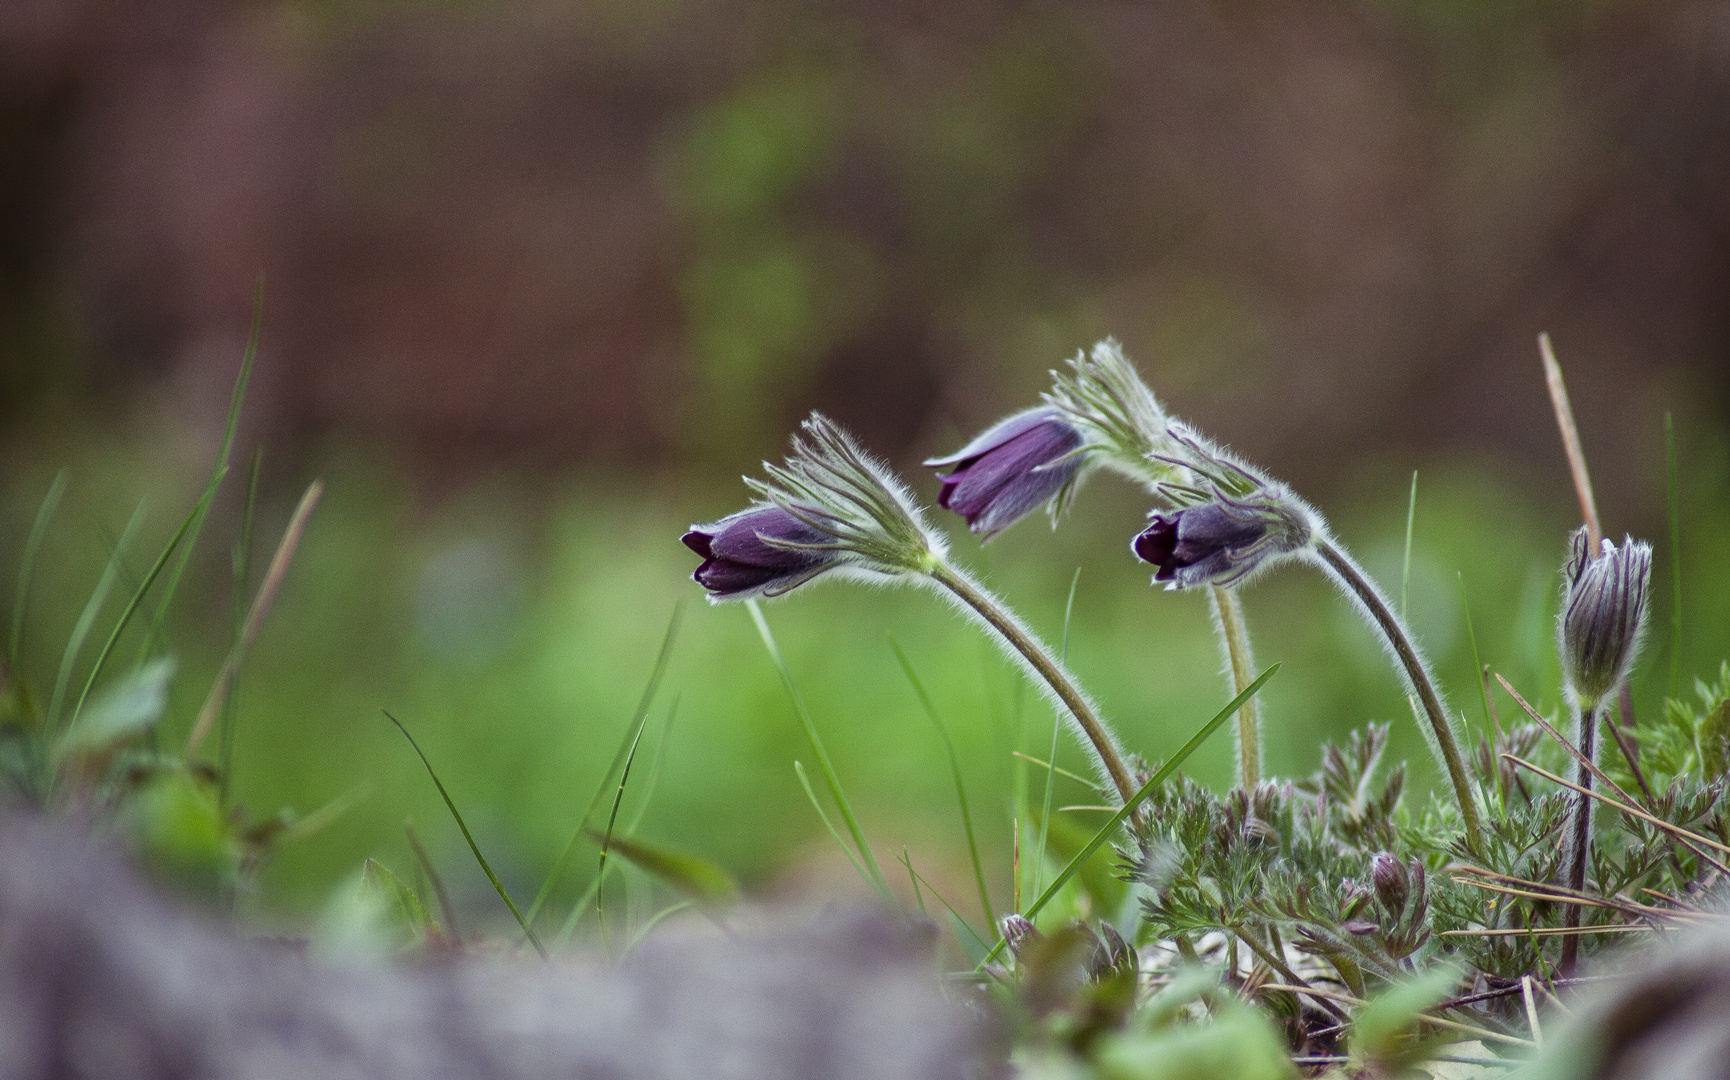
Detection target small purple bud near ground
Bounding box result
[925,407,1086,540]
[682,506,836,601]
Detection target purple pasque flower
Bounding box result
[682,506,838,601]
[1131,498,1309,590]
[924,407,1087,540]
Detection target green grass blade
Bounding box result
[527,602,683,926]
[889,634,993,930]
[71,470,234,727]
[136,281,262,665]
[900,854,989,955]
[405,817,461,943]
[794,760,873,888]
[9,469,67,673]
[623,899,692,955]
[1011,752,1093,787]
[384,710,547,959]
[748,599,889,899]
[1458,572,1491,730]
[49,500,149,730]
[1666,412,1681,696]
[551,697,681,949]
[1402,470,1418,620]
[625,696,678,835]
[592,709,652,945]
[978,663,1280,968]
[218,449,263,806]
[581,831,740,909]
[1036,568,1082,898]
[898,847,929,917]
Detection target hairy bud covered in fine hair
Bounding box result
[1558,528,1652,707]
[683,413,947,603]
[1370,851,1408,917]
[1131,496,1312,590]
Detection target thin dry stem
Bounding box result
[1540,333,1602,547]
[186,480,323,756]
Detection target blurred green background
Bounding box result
[2,0,1727,930]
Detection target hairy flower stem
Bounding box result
[1560,699,1602,974]
[927,561,1138,805]
[1210,586,1261,789]
[1312,539,1483,851]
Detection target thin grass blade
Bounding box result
[978,663,1279,968]
[748,599,889,898]
[186,480,322,756]
[49,500,148,730]
[384,710,547,959]
[405,817,461,943]
[527,602,682,926]
[9,469,67,672]
[592,711,652,940]
[1457,573,1491,729]
[1665,412,1681,696]
[794,759,873,887]
[551,696,682,949]
[1035,568,1082,897]
[1401,470,1417,620]
[889,634,993,930]
[583,831,740,908]
[137,283,262,664]
[219,449,263,806]
[72,477,229,726]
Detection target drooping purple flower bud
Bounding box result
[924,407,1087,540]
[1370,851,1408,917]
[1559,528,1652,707]
[682,506,838,601]
[1130,497,1311,590]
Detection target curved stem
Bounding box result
[1210,586,1261,789]
[1560,698,1601,974]
[1312,539,1483,851]
[927,561,1138,805]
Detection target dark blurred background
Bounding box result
[2,0,1727,927]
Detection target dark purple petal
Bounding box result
[706,507,830,568]
[927,412,1085,539]
[922,407,1062,469]
[683,506,839,599]
[1131,503,1281,588]
[1132,516,1179,578]
[681,530,714,559]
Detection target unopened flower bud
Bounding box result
[1001,913,1040,959]
[925,407,1087,540]
[682,507,837,601]
[1370,852,1407,916]
[1558,528,1652,707]
[1131,497,1311,590]
[683,413,946,603]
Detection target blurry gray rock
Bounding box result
[1535,914,1730,1080]
[0,815,991,1080]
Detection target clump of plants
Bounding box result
[681,337,1726,1076]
